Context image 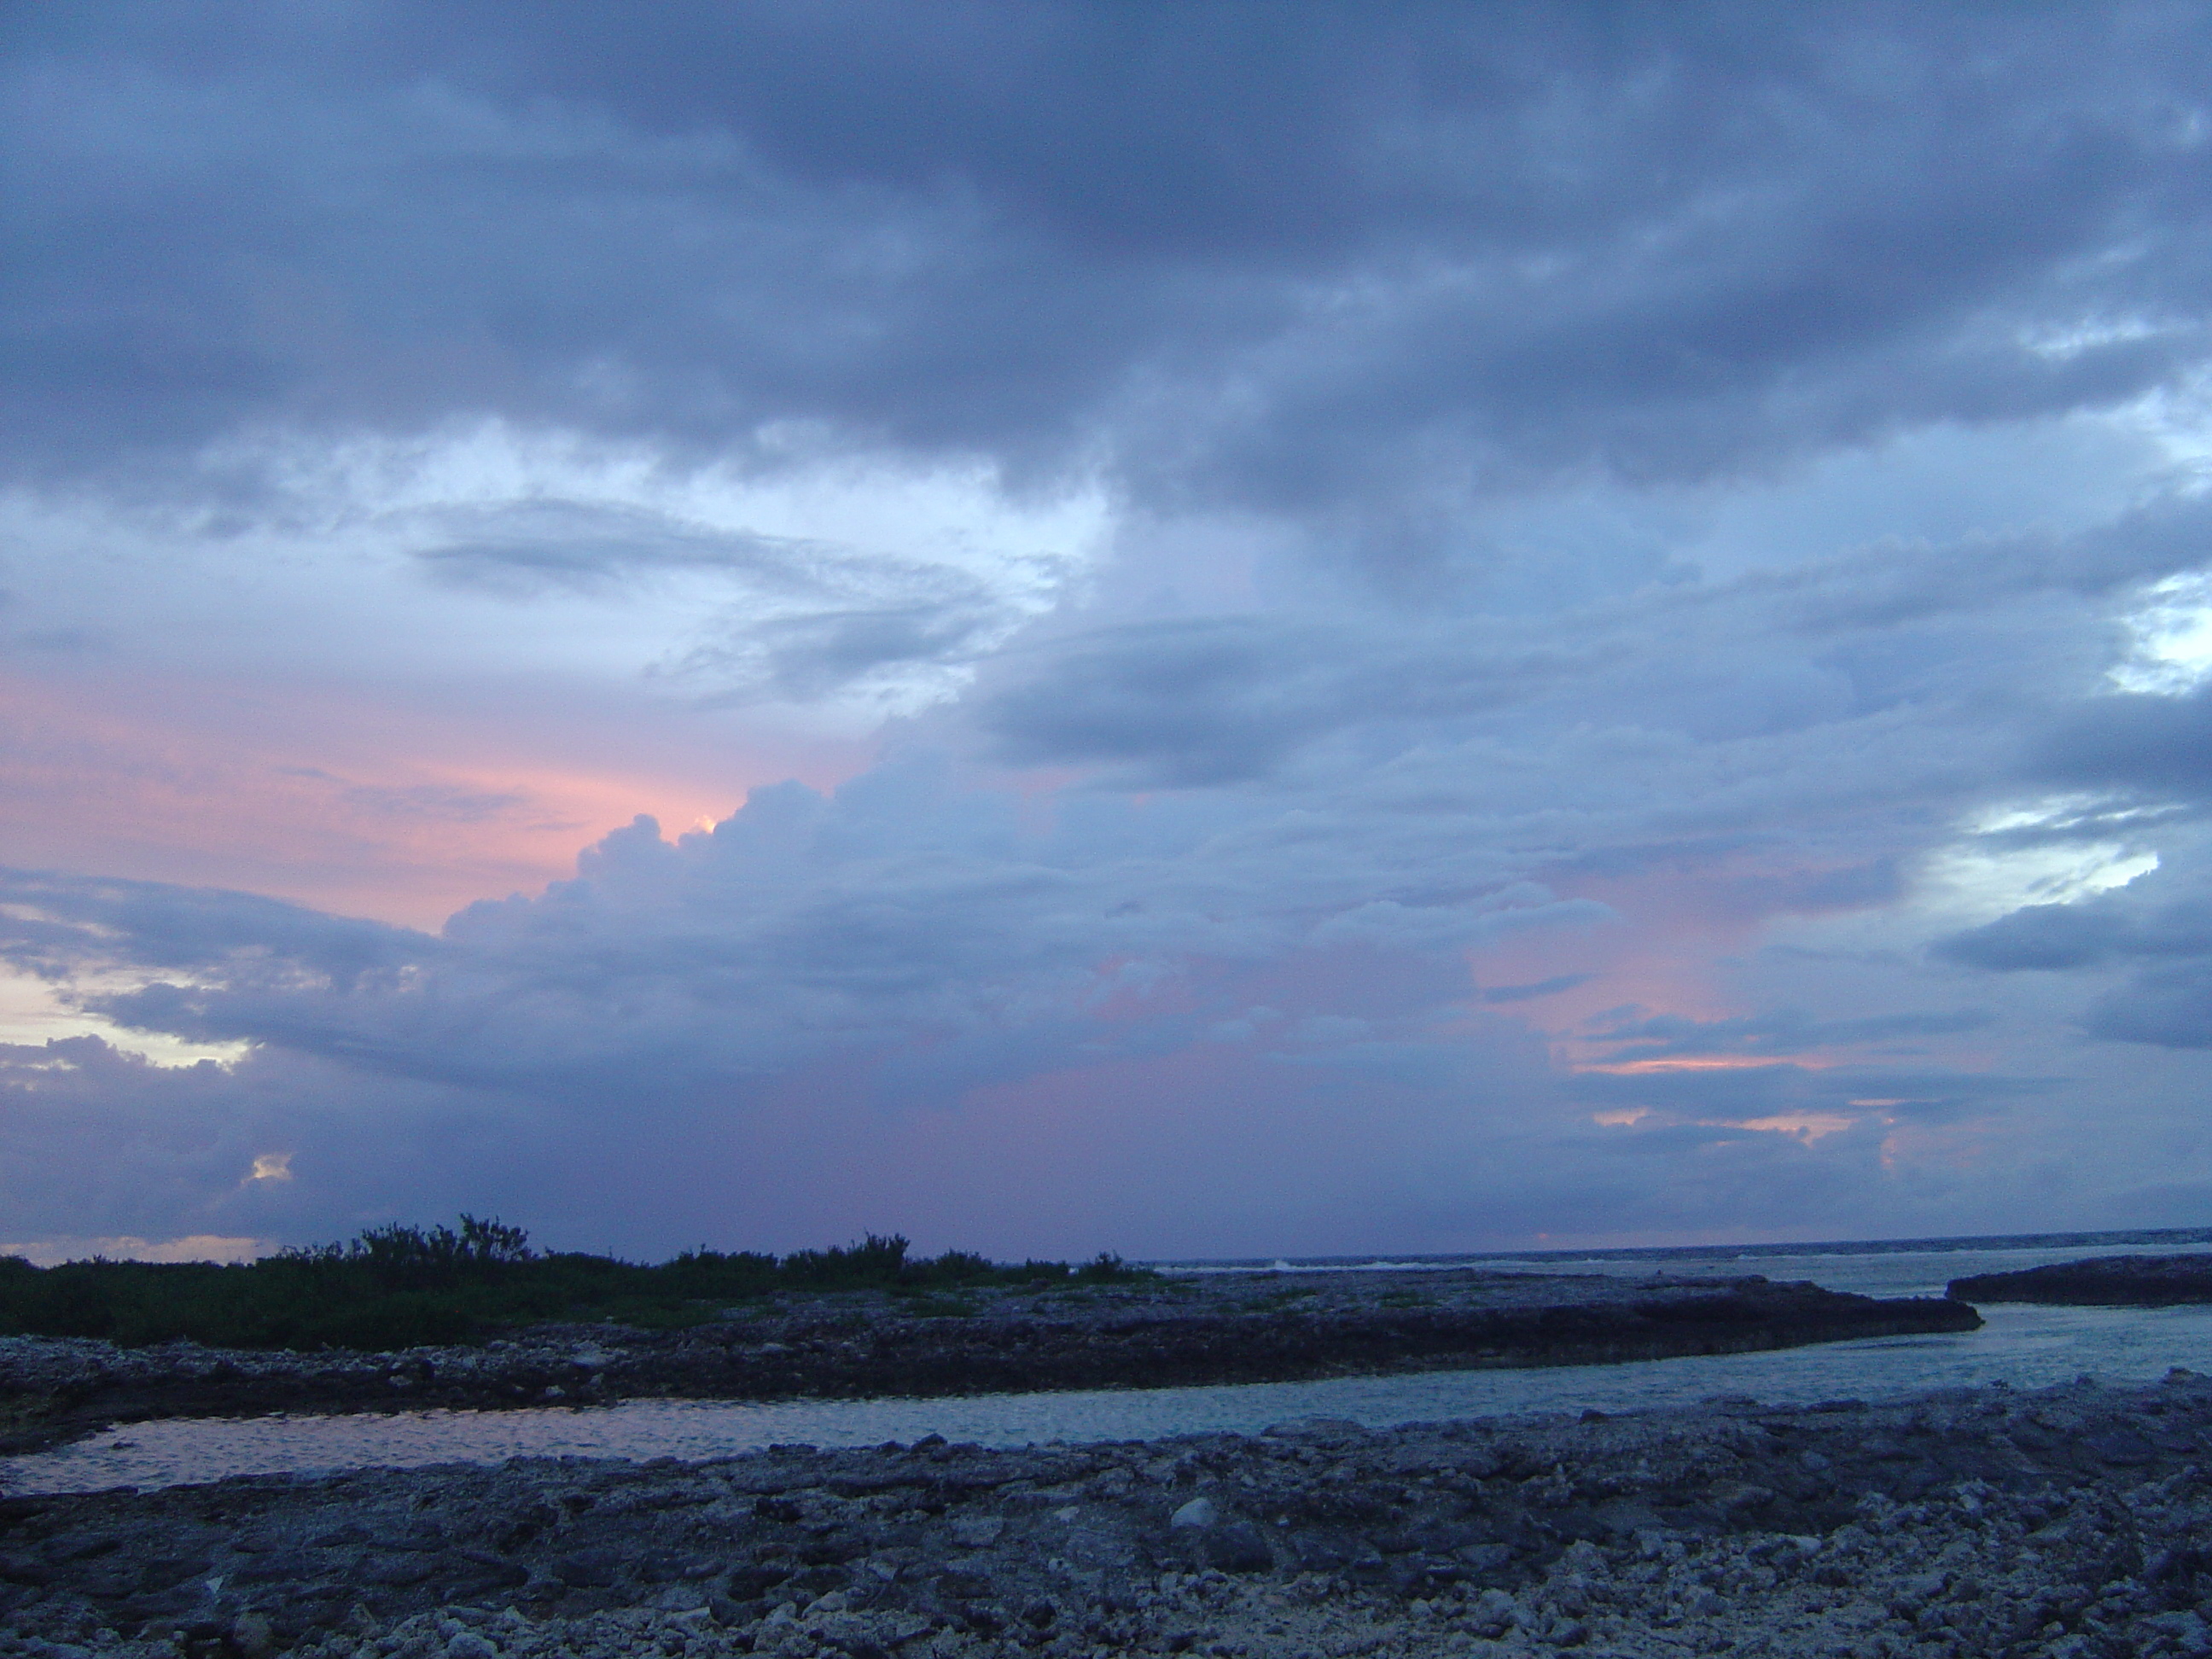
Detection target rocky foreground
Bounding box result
[5,1372,2212,1659]
[0,1272,1976,1454]
[1948,1254,2212,1307]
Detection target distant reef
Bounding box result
[0,1268,1976,1453]
[1948,1252,2212,1307]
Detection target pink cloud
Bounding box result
[0,667,871,926]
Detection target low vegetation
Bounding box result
[0,1219,1151,1351]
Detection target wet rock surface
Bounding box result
[1949,1253,2212,1307]
[0,1272,1976,1454]
[4,1371,2211,1658]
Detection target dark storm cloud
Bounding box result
[0,1036,294,1241]
[2084,961,2212,1048]
[1937,892,2212,973]
[0,867,430,985]
[9,3,2212,536]
[1937,882,2212,1048]
[2035,680,2212,800]
[0,1033,543,1244]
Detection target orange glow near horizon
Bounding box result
[1461,895,1746,1072]
[0,668,873,928]
[1575,1055,1811,1075]
[1728,1111,1855,1141]
[1462,848,1972,1091]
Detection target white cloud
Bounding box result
[2111,570,2212,695]
[0,964,250,1068]
[1918,797,2160,925]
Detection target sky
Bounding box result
[5,3,2212,1265]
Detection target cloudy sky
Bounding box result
[6,3,2212,1263]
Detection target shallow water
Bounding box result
[9,1238,2211,1495]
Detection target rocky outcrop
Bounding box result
[2,1371,2209,1659]
[0,1272,1978,1454]
[1949,1252,2212,1307]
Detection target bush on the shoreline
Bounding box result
[0,1221,1152,1351]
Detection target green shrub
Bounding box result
[0,1220,1154,1352]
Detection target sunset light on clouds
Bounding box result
[6,4,2212,1263]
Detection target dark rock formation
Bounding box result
[2,1372,2209,1659]
[1949,1252,2212,1307]
[0,1271,1978,1454]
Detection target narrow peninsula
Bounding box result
[2,1260,1975,1454]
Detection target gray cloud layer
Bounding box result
[5,4,2212,1254]
[10,4,2212,521]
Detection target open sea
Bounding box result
[9,1228,2212,1494]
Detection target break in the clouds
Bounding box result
[4,3,2212,1259]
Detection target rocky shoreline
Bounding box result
[1949,1254,2212,1307]
[0,1271,1976,1455]
[3,1371,2210,1659]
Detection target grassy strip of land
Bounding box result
[0,1219,1150,1352]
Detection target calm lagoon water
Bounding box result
[9,1234,2211,1495]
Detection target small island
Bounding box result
[1947,1253,2212,1307]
